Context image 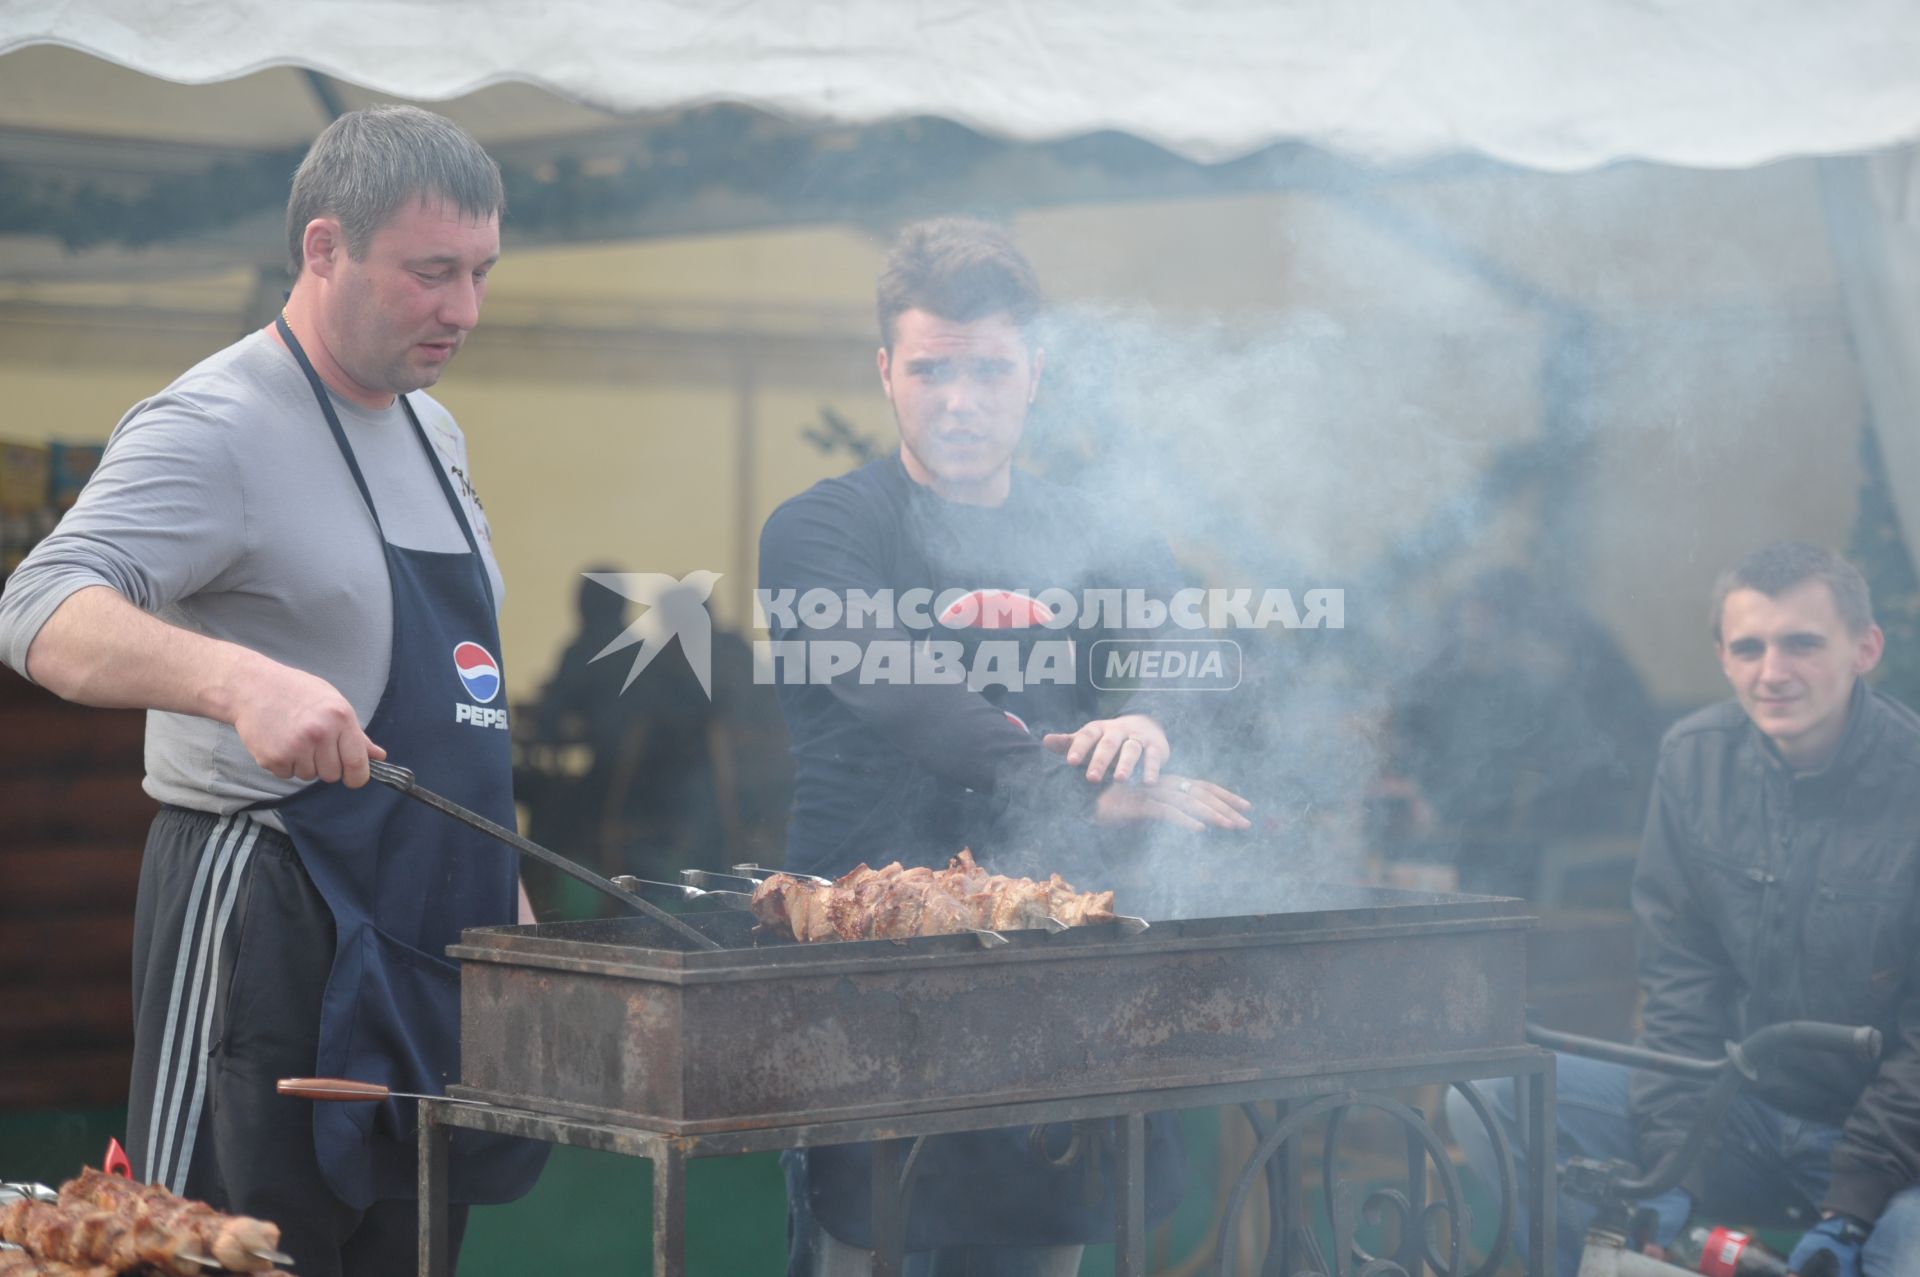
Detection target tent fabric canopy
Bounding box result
[7,0,1920,172]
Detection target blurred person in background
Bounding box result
[1383,567,1660,899]
[523,568,722,884]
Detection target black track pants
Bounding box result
[127,805,468,1276]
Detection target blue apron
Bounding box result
[261,316,548,1208]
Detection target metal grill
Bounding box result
[421,883,1557,1276]
[452,886,1531,1132]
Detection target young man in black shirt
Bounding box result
[760,219,1248,1275]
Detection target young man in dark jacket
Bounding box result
[1452,543,1920,1277]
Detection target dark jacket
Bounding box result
[1631,683,1920,1221]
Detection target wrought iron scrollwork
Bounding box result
[1443,1079,1521,1277]
[1214,1085,1522,1277]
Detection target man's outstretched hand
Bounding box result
[1092,773,1252,832]
[1043,713,1171,784]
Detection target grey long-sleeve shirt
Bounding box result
[0,329,504,818]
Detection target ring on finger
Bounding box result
[1178,780,1192,794]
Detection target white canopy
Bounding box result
[7,0,1920,170]
[9,0,1920,683]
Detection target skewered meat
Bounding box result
[750,850,1117,942]
[0,1244,115,1277]
[1,1198,194,1275]
[53,1170,282,1273]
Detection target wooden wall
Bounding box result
[0,666,149,1108]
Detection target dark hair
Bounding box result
[286,105,504,276]
[875,218,1042,348]
[1710,542,1874,640]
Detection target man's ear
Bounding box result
[876,346,894,403]
[302,218,345,280]
[1855,623,1886,676]
[1028,347,1045,405]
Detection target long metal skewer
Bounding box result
[728,862,832,884]
[366,760,720,951]
[687,868,815,890]
[612,874,754,906]
[277,1077,493,1108]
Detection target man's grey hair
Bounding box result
[1710,541,1875,641]
[285,105,504,276]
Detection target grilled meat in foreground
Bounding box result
[60,1169,282,1273]
[2,1200,187,1275]
[0,1169,287,1275]
[750,850,1117,942]
[0,1247,115,1277]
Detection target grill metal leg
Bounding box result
[1115,1113,1148,1277]
[871,1138,911,1277]
[417,1101,450,1277]
[652,1143,688,1276]
[1273,1101,1300,1277]
[1403,1102,1428,1276]
[1526,1059,1557,1277]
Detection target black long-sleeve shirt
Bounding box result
[759,453,1182,880]
[760,452,1191,1248]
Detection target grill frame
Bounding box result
[424,882,1558,1276]
[420,1051,1558,1276]
[450,884,1531,1135]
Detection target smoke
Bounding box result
[709,157,1857,917]
[983,160,1843,913]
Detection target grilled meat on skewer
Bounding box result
[56,1169,283,1272]
[0,1244,115,1277]
[749,850,1117,943]
[1,1198,205,1275]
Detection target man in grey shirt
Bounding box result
[0,106,542,1274]
[0,319,504,821]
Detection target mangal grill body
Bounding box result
[449,882,1529,1134]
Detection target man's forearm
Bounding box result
[26,584,262,724]
[819,649,1042,788]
